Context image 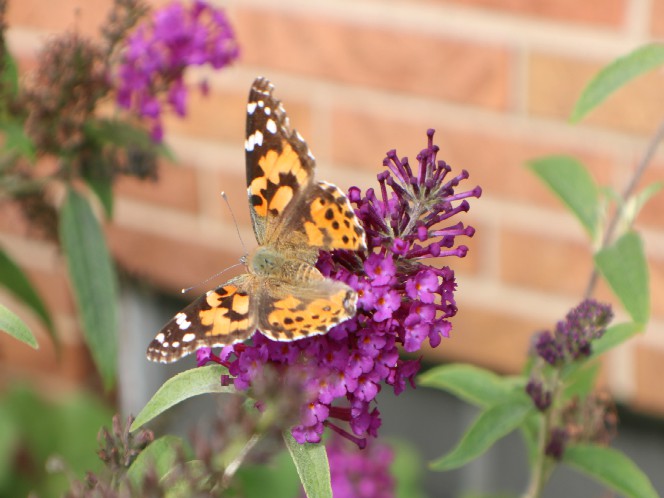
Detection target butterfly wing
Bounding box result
[256,276,357,342]
[147,276,257,363]
[245,77,366,255]
[245,77,316,246]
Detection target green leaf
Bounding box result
[571,43,664,123]
[0,248,55,342]
[131,365,233,431]
[59,188,118,389]
[235,451,300,498]
[528,156,599,239]
[0,304,38,349]
[0,121,36,161]
[595,232,649,323]
[564,444,660,498]
[127,435,184,487]
[591,321,643,357]
[430,394,533,471]
[84,175,114,219]
[418,364,524,408]
[1,49,18,99]
[283,431,332,498]
[562,361,600,400]
[519,413,541,469]
[389,439,427,498]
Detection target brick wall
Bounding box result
[1,0,663,416]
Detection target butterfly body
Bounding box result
[147,77,366,363]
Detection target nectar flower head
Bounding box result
[200,129,479,445]
[115,0,239,140]
[532,299,613,366]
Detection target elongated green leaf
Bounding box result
[0,248,55,342]
[131,365,233,431]
[564,444,659,498]
[571,43,664,122]
[625,181,664,226]
[283,431,332,498]
[127,435,184,487]
[84,175,114,219]
[59,188,118,389]
[418,364,523,408]
[520,413,541,469]
[0,303,38,349]
[595,232,649,323]
[528,156,599,238]
[591,322,642,357]
[430,395,533,471]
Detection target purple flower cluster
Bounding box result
[115,0,239,140]
[200,129,479,445]
[322,436,394,498]
[533,299,613,366]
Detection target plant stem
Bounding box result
[584,116,664,298]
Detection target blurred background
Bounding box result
[0,0,663,496]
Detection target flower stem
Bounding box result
[584,116,664,298]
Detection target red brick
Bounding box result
[115,160,199,213]
[163,84,313,147]
[424,0,626,28]
[7,0,114,37]
[633,344,664,416]
[635,160,664,232]
[232,6,511,110]
[499,228,594,296]
[331,107,613,210]
[652,0,664,37]
[528,52,664,136]
[106,224,239,294]
[649,258,664,319]
[423,303,540,373]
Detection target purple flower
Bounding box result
[201,130,478,445]
[310,436,394,498]
[115,0,239,141]
[533,299,613,366]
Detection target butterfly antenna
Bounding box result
[221,191,249,257]
[181,262,244,294]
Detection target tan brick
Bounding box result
[232,6,511,110]
[106,224,238,294]
[423,0,626,27]
[114,160,199,213]
[7,0,114,37]
[632,344,664,416]
[25,266,77,317]
[499,228,594,296]
[331,107,613,210]
[528,52,664,136]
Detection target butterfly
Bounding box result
[147,77,367,363]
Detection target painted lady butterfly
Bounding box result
[147,77,366,363]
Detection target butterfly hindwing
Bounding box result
[147,278,256,363]
[257,277,357,341]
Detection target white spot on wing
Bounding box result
[172,341,180,348]
[155,333,165,343]
[247,102,257,114]
[175,312,191,330]
[266,119,277,134]
[182,332,196,343]
[264,107,271,115]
